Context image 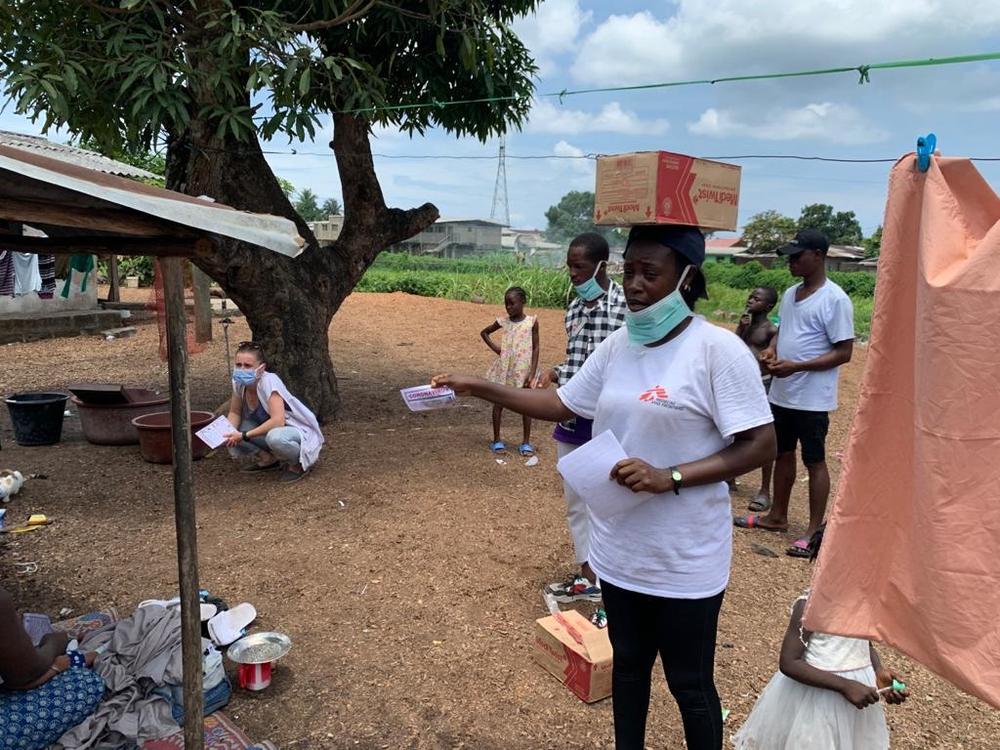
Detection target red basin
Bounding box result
[72,389,170,445]
[132,410,215,464]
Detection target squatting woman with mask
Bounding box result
[432,226,775,750]
[224,341,324,483]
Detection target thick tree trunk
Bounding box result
[163,112,438,422]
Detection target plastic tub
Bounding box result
[5,392,69,446]
[131,410,215,464]
[72,389,169,445]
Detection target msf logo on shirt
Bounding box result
[639,385,683,411]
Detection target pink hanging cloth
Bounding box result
[805,153,1000,707]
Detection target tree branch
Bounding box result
[332,113,386,238]
[381,204,440,248]
[286,0,378,32]
[74,0,135,16]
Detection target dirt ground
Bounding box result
[0,291,996,749]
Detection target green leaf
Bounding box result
[299,67,311,96]
[435,34,445,59]
[459,33,475,69]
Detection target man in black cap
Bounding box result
[734,229,854,558]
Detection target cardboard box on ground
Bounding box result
[594,151,741,232]
[533,609,613,703]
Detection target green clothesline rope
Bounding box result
[337,50,1000,116]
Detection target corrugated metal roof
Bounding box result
[0,131,158,180]
[706,237,742,249]
[0,144,304,257]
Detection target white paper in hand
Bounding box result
[195,416,237,450]
[556,430,653,521]
[400,385,457,412]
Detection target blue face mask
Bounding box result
[233,367,260,386]
[573,261,607,302]
[625,266,694,346]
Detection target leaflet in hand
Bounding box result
[556,430,653,521]
[195,416,237,449]
[400,384,457,412]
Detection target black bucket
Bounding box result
[5,392,70,446]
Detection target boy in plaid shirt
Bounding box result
[537,233,627,611]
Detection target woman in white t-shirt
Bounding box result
[432,225,775,750]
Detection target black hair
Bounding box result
[505,286,527,303]
[757,286,779,306]
[569,232,610,264]
[671,253,707,310]
[808,523,827,562]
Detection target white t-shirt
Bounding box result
[557,317,774,599]
[768,281,855,412]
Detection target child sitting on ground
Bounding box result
[481,286,539,456]
[733,525,908,749]
[735,286,779,512]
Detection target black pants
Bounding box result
[601,581,725,750]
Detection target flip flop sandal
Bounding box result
[241,461,281,473]
[786,538,812,558]
[747,494,772,513]
[208,602,257,646]
[490,441,506,453]
[519,443,535,457]
[733,514,788,532]
[279,469,308,484]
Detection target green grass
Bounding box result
[359,253,874,338]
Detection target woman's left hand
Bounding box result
[611,458,673,494]
[224,431,243,447]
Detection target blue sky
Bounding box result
[4,0,1000,236]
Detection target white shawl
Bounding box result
[234,371,324,470]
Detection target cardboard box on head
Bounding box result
[594,151,741,231]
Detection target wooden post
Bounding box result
[161,256,205,750]
[108,255,120,303]
[192,264,213,343]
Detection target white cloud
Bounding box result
[571,1,1000,86]
[688,103,889,144]
[513,0,592,76]
[553,140,594,175]
[966,96,1000,112]
[527,99,668,136]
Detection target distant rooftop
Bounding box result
[0,131,158,180]
[436,217,505,226]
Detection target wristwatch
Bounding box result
[668,466,683,495]
[241,431,249,442]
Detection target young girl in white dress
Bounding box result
[733,525,909,749]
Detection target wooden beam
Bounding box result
[108,255,120,303]
[192,265,213,343]
[0,197,198,237]
[0,234,198,257]
[161,257,205,750]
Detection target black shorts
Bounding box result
[771,404,829,465]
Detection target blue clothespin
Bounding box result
[916,133,937,172]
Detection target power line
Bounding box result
[255,149,1000,164]
[332,50,1000,116]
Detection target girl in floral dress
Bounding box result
[481,286,540,455]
